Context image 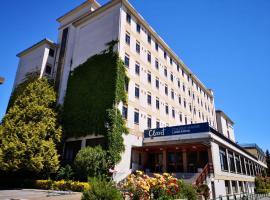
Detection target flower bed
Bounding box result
[120,171,197,200]
[35,180,90,192]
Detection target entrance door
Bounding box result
[148,153,163,173]
[167,152,183,173]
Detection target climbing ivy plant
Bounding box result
[63,41,129,166]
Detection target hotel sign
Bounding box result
[144,122,210,139]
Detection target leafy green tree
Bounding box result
[0,75,62,175]
[266,150,270,176]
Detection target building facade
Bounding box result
[12,0,267,198]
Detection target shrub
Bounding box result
[74,146,108,180]
[177,180,197,200]
[197,184,210,199]
[82,176,123,200]
[35,179,89,192]
[56,164,74,180]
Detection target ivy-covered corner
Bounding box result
[62,41,129,167]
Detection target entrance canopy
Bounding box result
[143,122,211,144]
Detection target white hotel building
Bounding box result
[13,0,267,198]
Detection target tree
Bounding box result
[266,150,270,176]
[0,75,62,175]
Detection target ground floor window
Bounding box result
[232,181,238,194]
[64,140,82,163]
[225,180,231,194]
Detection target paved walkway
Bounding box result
[0,189,82,200]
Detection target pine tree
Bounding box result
[266,149,270,176]
[0,75,62,175]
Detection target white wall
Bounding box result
[14,43,54,89]
[57,3,121,104]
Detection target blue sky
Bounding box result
[0,0,269,150]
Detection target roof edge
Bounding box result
[56,0,101,23]
[17,38,57,57]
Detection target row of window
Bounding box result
[122,105,214,129]
[225,180,252,195]
[125,13,213,102]
[133,83,213,122]
[124,54,213,114]
[219,146,265,177]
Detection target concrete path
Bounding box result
[0,189,82,200]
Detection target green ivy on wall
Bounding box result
[63,41,129,166]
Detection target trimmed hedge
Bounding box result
[35,180,90,192]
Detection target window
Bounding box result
[147,93,151,105]
[235,155,241,173]
[185,116,187,125]
[155,77,159,89]
[219,147,228,171]
[232,181,238,194]
[165,84,168,95]
[165,104,169,115]
[172,108,175,118]
[135,85,140,98]
[155,42,159,51]
[184,99,186,108]
[45,65,52,75]
[164,51,167,59]
[147,51,151,63]
[170,57,173,65]
[135,62,140,75]
[170,73,173,82]
[125,54,130,67]
[246,160,251,175]
[189,104,192,112]
[171,89,174,99]
[156,120,160,128]
[177,79,180,88]
[178,95,181,105]
[182,84,185,92]
[125,32,130,45]
[126,13,131,24]
[134,109,139,124]
[136,23,141,33]
[148,34,151,44]
[241,157,246,174]
[164,67,167,77]
[136,41,140,54]
[156,98,160,109]
[125,81,129,92]
[182,68,185,77]
[228,151,235,172]
[49,48,55,57]
[177,64,180,72]
[147,116,151,129]
[147,71,151,83]
[122,105,128,119]
[179,113,183,122]
[155,59,159,69]
[225,180,231,194]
